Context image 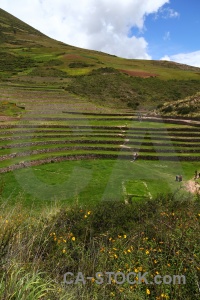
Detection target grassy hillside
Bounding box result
[1,8,200,112]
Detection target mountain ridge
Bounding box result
[0,8,200,114]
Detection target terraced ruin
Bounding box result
[0,86,200,175]
[0,8,199,203]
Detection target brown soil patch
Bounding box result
[119,69,158,78]
[184,179,200,194]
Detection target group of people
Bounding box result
[175,170,200,182]
[175,175,182,182]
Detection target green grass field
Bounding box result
[2,159,199,206]
[0,97,199,209]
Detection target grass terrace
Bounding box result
[0,107,199,207]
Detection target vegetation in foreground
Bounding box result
[1,193,200,300]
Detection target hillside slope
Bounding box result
[157,92,200,118]
[0,8,200,112]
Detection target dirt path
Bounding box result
[0,115,18,121]
[184,179,200,193]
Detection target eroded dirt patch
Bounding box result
[184,179,200,194]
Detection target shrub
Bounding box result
[161,106,173,113]
[68,62,93,68]
[176,105,196,115]
[1,194,200,299]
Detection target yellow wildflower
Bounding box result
[134,268,138,273]
[110,292,115,297]
[112,279,116,284]
[146,288,151,295]
[161,293,169,298]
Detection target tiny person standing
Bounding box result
[133,152,137,161]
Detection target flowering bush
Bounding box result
[1,193,200,299]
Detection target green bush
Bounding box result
[69,62,93,68]
[0,52,35,72]
[161,106,173,113]
[176,105,196,115]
